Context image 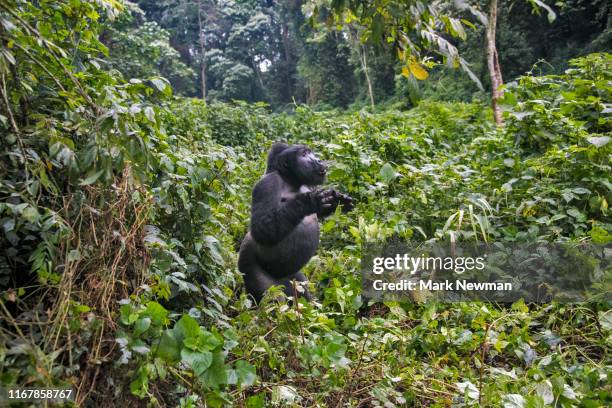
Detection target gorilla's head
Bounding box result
[266,142,327,186]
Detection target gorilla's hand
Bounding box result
[311,189,354,217]
[296,189,354,218]
[313,189,337,217]
[294,189,334,216]
[335,191,354,213]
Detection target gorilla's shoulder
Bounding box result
[252,171,283,198]
[256,171,283,188]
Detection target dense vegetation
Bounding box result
[0,1,610,407]
[108,0,610,110]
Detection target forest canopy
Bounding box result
[104,0,610,110]
[0,0,610,407]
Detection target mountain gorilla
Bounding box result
[238,142,353,302]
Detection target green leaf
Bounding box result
[181,349,213,376]
[129,366,149,398]
[79,169,104,186]
[586,136,610,148]
[131,340,150,355]
[531,0,556,23]
[144,106,155,122]
[448,17,466,40]
[271,385,299,404]
[133,317,151,337]
[535,381,554,405]
[500,91,518,106]
[245,394,265,408]
[22,206,39,223]
[200,351,227,388]
[119,304,139,325]
[155,330,180,362]
[151,77,171,96]
[566,208,586,222]
[145,301,168,326]
[511,299,529,313]
[233,360,257,387]
[201,330,224,351]
[1,48,16,65]
[456,381,479,401]
[0,17,17,31]
[173,315,201,343]
[2,218,15,233]
[599,311,612,331]
[371,14,383,42]
[561,191,575,203]
[380,163,398,184]
[502,394,526,408]
[589,226,611,244]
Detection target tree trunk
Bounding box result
[252,56,265,89]
[486,0,503,126]
[281,19,293,98]
[361,45,375,111]
[197,1,207,102]
[349,27,375,110]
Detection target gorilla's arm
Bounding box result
[250,174,314,245]
[250,174,337,246]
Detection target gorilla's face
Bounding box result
[282,145,327,186]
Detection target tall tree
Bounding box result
[452,0,558,124]
[348,26,375,110]
[486,0,503,125]
[197,0,208,101]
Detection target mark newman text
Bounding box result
[371,279,513,291]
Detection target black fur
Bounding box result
[238,143,353,302]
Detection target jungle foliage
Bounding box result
[111,0,609,110]
[0,0,610,407]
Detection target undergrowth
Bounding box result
[0,1,610,407]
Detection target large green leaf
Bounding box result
[181,349,213,376]
[173,315,201,343]
[380,162,398,184]
[199,351,228,388]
